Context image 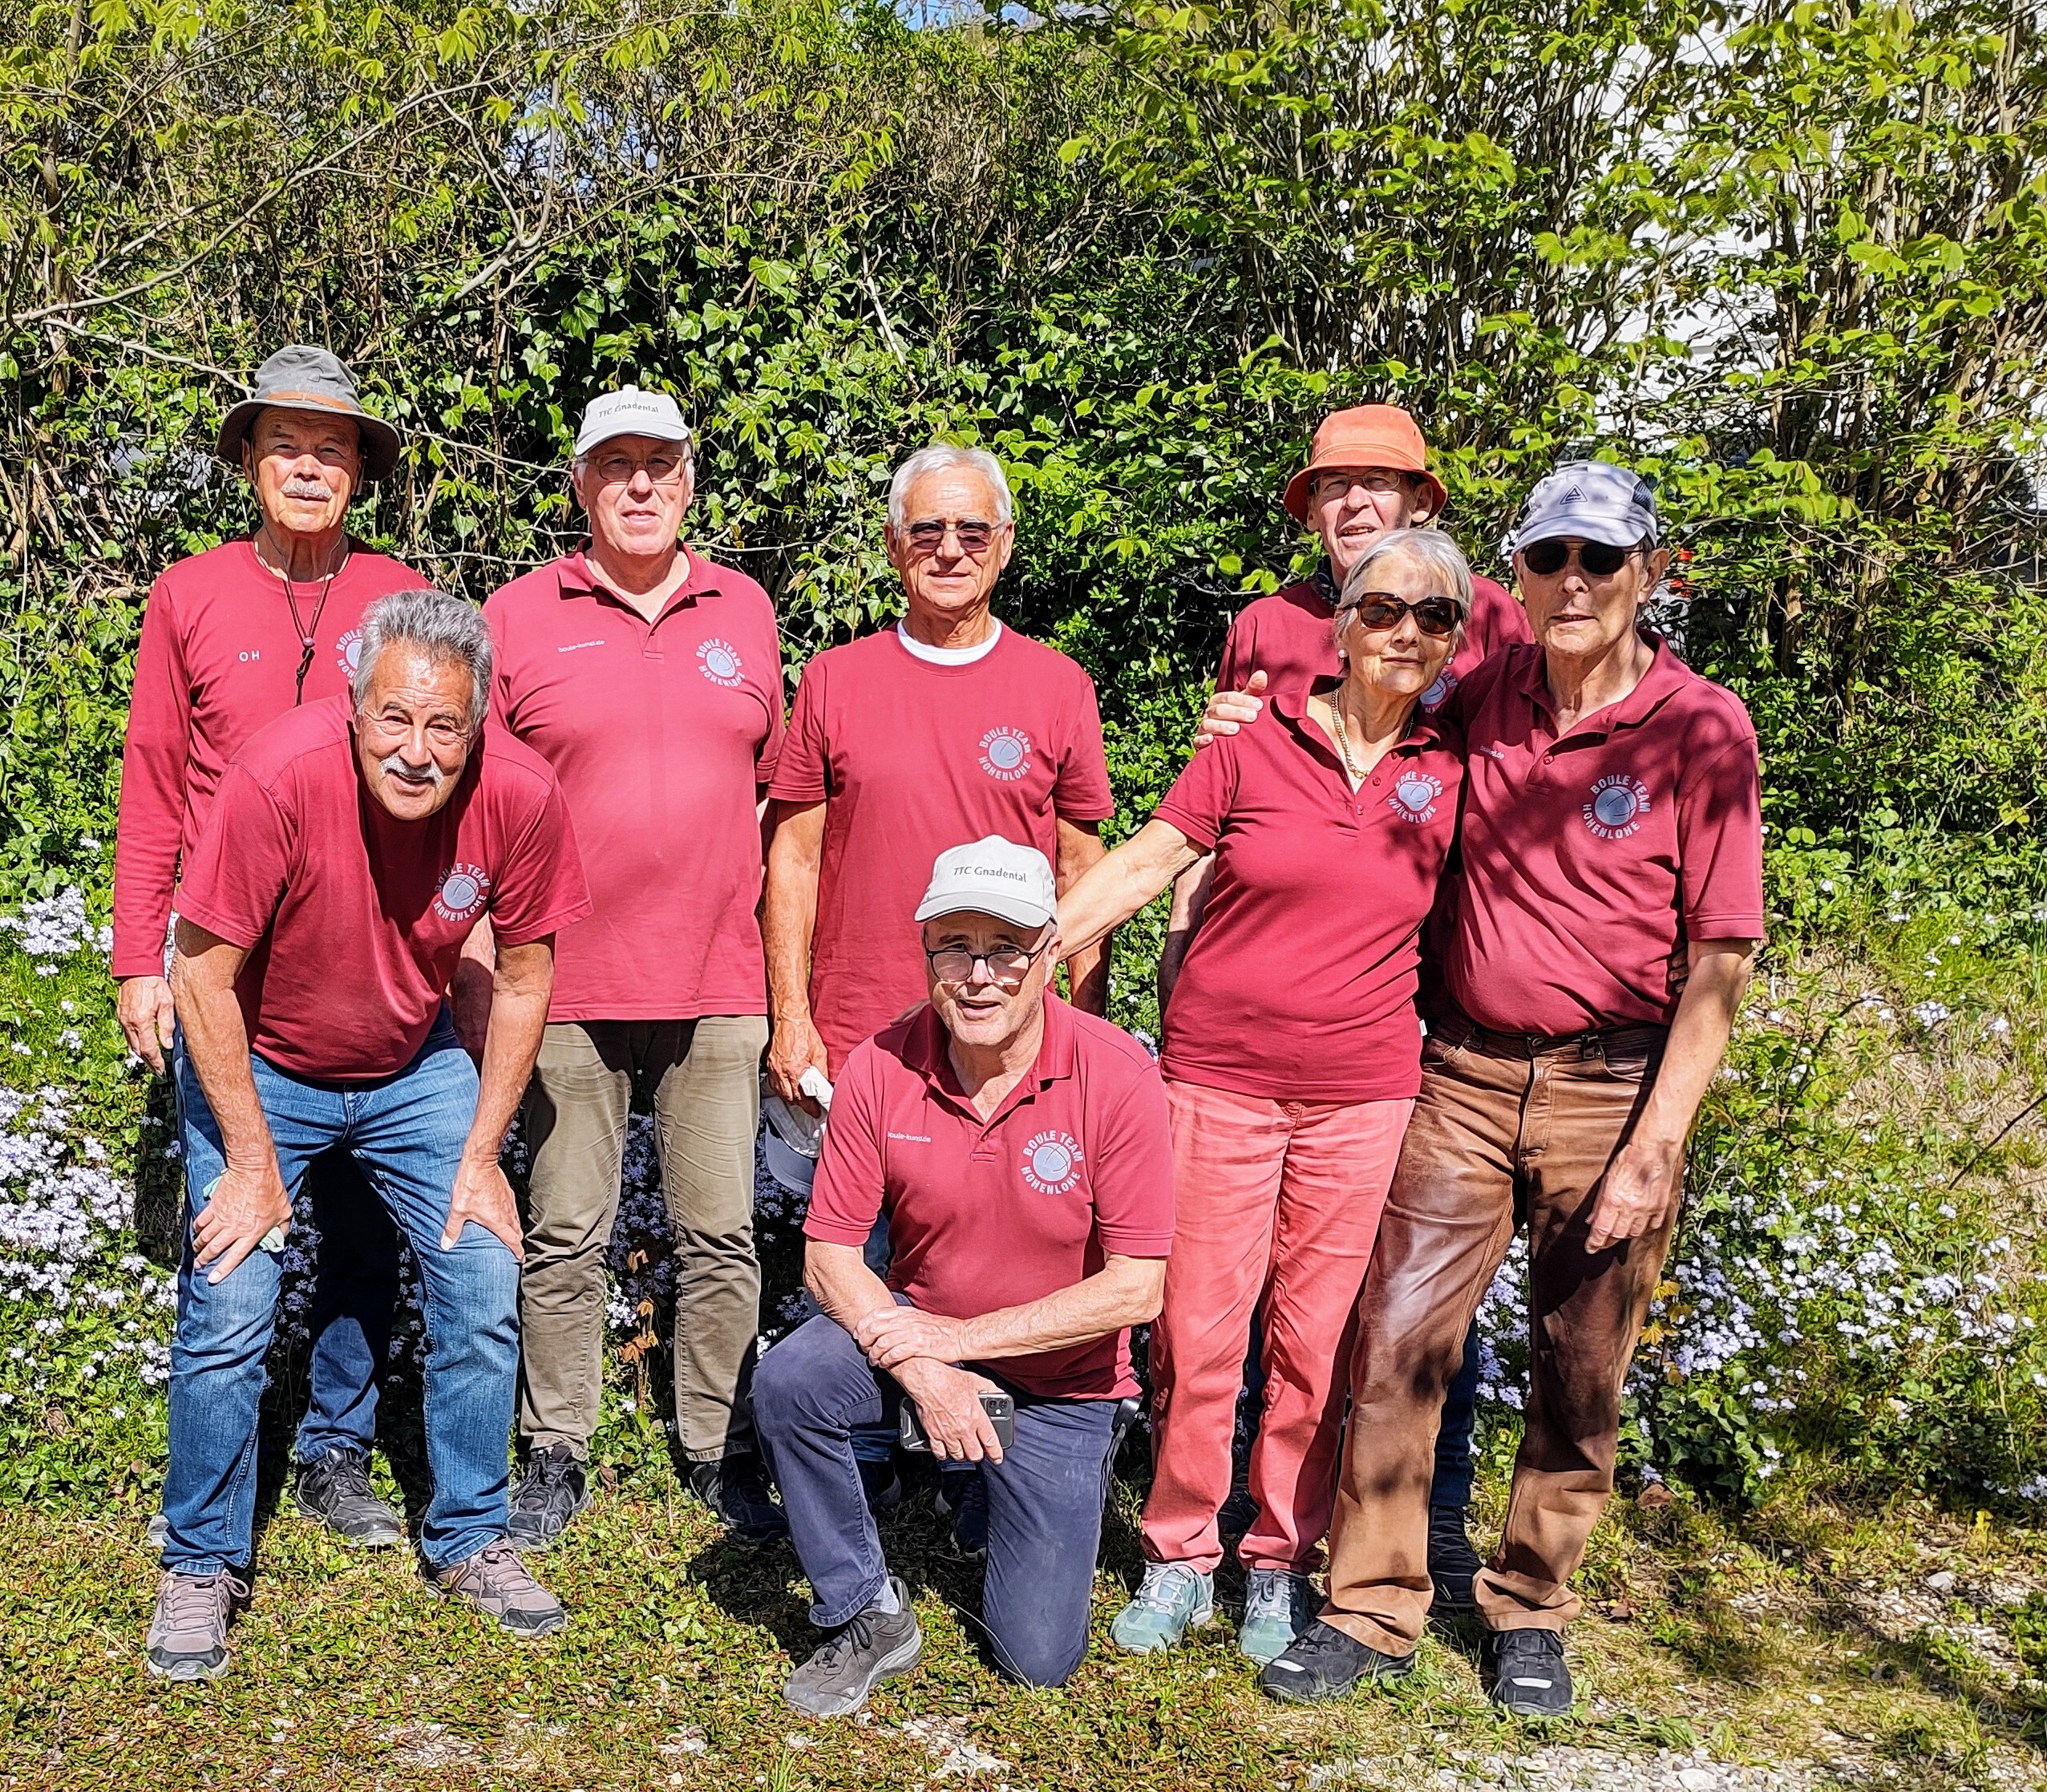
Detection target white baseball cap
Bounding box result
[573,385,693,458]
[1507,459,1661,553]
[914,836,1058,932]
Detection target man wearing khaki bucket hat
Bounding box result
[115,345,420,1558]
[1151,402,1529,1646]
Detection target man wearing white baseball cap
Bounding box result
[477,384,791,1546]
[752,838,1175,1713]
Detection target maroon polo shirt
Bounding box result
[803,994,1175,1399]
[1153,686,1464,1102]
[112,539,424,977]
[176,698,592,1081]
[483,548,785,1022]
[1442,638,1766,1037]
[767,626,1115,1074]
[1213,569,1528,711]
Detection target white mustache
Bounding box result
[378,752,447,791]
[281,477,335,500]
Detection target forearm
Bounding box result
[1158,855,1216,1009]
[953,1258,1165,1363]
[1636,944,1757,1146]
[1058,822,1199,961]
[804,1240,899,1335]
[467,944,552,1160]
[169,958,273,1172]
[764,811,823,1023]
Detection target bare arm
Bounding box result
[443,936,554,1257]
[451,914,496,1062]
[856,1253,1166,1369]
[1054,816,1110,1014]
[1056,818,1203,962]
[169,920,289,1284]
[1585,938,1759,1252]
[1157,856,1216,1013]
[764,799,830,1105]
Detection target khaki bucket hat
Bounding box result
[216,345,403,482]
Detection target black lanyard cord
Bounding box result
[261,525,347,705]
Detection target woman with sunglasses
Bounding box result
[1054,527,1471,1666]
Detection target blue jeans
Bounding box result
[1432,1321,1483,1510]
[754,1312,1116,1688]
[172,1034,402,1466]
[164,1016,518,1572]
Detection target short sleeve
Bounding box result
[1677,731,1766,943]
[175,762,294,951]
[754,615,789,787]
[803,1044,888,1246]
[1051,669,1115,823]
[1086,1053,1175,1257]
[1151,733,1240,855]
[486,772,595,946]
[767,653,829,805]
[1215,609,1255,692]
[482,594,516,729]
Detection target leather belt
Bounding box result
[1431,1009,1669,1062]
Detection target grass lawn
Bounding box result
[6,1458,2046,1792]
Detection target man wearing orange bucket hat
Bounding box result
[1130,405,1526,1659]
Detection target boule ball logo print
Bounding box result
[979,726,1033,783]
[335,627,364,677]
[1583,773,1652,839]
[434,862,492,924]
[1387,768,1444,824]
[1020,1130,1084,1195]
[697,637,744,687]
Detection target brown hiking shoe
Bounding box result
[424,1537,567,1637]
[144,1567,249,1681]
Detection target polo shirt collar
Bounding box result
[1271,676,1448,756]
[1514,632,1690,738]
[555,543,722,614]
[904,990,1078,1122]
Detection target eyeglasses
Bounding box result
[1520,538,1643,577]
[924,938,1049,987]
[903,517,999,557]
[357,707,472,753]
[1342,593,1462,637]
[1312,470,1410,500]
[590,451,690,487]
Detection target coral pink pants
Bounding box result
[1142,1079,1414,1573]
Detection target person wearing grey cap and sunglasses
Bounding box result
[474,386,791,1548]
[1208,461,1765,1715]
[113,346,425,1555]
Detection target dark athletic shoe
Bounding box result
[1428,1503,1484,1614]
[935,1468,988,1560]
[144,1567,249,1681]
[425,1537,567,1638]
[507,1444,591,1551]
[294,1446,403,1547]
[1260,1620,1414,1704]
[859,1455,904,1515]
[1485,1626,1574,1716]
[783,1578,924,1717]
[686,1452,791,1543]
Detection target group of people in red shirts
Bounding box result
[114,346,1763,1728]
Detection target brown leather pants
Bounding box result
[1321,1015,1673,1652]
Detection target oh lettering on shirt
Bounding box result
[1386,768,1445,824]
[978,726,1034,783]
[1583,773,1653,840]
[697,637,745,687]
[434,862,492,924]
[335,628,364,677]
[1020,1130,1085,1195]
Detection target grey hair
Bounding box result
[887,444,1014,531]
[1336,528,1475,621]
[349,589,493,731]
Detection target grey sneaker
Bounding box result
[784,1578,924,1717]
[294,1446,403,1547]
[1238,1566,1316,1663]
[144,1567,249,1681]
[507,1444,591,1551]
[425,1537,567,1637]
[1110,1561,1216,1652]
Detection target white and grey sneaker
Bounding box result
[783,1578,924,1717]
[1238,1566,1316,1663]
[144,1567,249,1681]
[425,1537,568,1638]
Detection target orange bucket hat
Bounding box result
[1281,404,1448,524]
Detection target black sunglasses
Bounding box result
[1520,537,1642,577]
[904,517,998,557]
[1343,593,1462,638]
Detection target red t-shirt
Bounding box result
[803,994,1175,1398]
[1442,639,1766,1036]
[1154,689,1464,1102]
[112,539,425,977]
[176,698,593,1081]
[1213,570,1528,711]
[768,626,1115,1074]
[483,548,785,1022]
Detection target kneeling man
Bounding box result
[147,589,592,1679]
[754,839,1172,1713]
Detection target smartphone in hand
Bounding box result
[900,1389,1016,1453]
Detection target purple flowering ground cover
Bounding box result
[2,884,2046,1788]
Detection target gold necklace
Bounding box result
[1326,690,1368,783]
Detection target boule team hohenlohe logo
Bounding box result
[433,862,492,924]
[1020,1130,1085,1195]
[335,627,364,677]
[1583,772,1653,839]
[697,637,744,686]
[978,725,1034,783]
[1387,768,1444,824]
[1419,667,1457,711]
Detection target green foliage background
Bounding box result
[0,0,2044,1508]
